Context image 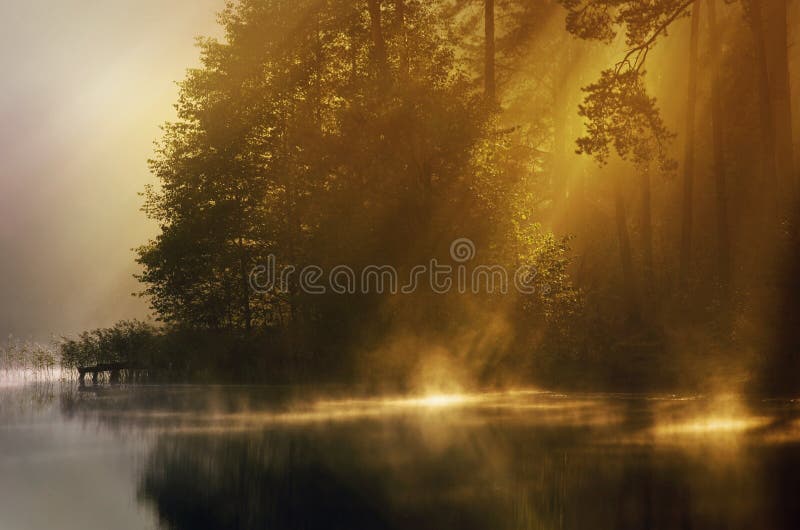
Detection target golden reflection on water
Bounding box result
[77,388,800,446]
[91,388,620,430]
[394,393,471,408]
[653,416,771,437]
[8,384,800,530]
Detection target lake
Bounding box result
[1,381,799,529]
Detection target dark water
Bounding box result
[1,382,800,529]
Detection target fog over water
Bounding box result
[2,382,800,529]
[2,1,800,528]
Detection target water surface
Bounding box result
[2,382,799,529]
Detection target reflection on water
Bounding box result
[2,383,800,529]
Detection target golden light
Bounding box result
[408,394,469,408]
[654,416,771,437]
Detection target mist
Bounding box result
[0,0,224,340]
[2,2,800,528]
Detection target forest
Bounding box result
[59,0,799,394]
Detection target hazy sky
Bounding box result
[0,0,225,341]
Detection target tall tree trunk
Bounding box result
[679,0,701,287]
[484,0,496,101]
[239,239,252,332]
[748,0,779,192]
[763,0,796,199]
[313,11,323,127]
[551,80,569,231]
[280,109,299,358]
[615,175,640,322]
[640,167,655,295]
[349,7,358,84]
[395,0,408,80]
[367,0,388,85]
[709,0,731,298]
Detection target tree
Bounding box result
[485,0,496,101]
[133,0,582,379]
[762,0,795,198]
[679,0,701,286]
[707,0,730,296]
[743,0,779,198]
[367,0,389,85]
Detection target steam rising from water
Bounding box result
[54,386,800,446]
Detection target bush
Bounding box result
[59,320,159,369]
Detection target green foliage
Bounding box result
[130,0,584,380]
[38,0,792,393]
[559,0,691,173]
[577,68,676,171]
[560,0,692,47]
[59,321,159,369]
[138,0,479,328]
